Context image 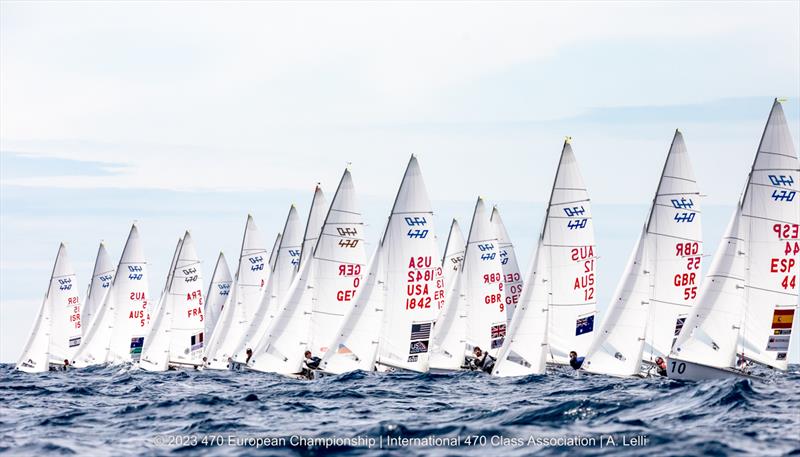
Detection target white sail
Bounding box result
[17,243,81,372]
[584,131,702,376]
[320,245,386,373]
[152,237,183,319]
[73,224,150,366]
[374,155,444,372]
[491,206,524,323]
[670,100,799,377]
[493,140,596,375]
[204,252,232,341]
[83,242,115,334]
[441,219,466,298]
[582,227,651,376]
[542,141,598,364]
[232,205,304,363]
[300,185,329,269]
[203,215,269,369]
[140,232,205,371]
[248,169,367,374]
[267,233,282,271]
[430,198,507,371]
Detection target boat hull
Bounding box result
[665,358,752,381]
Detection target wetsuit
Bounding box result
[569,356,585,370]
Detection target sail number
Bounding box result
[772,225,799,290]
[670,361,686,374]
[571,246,595,302]
[405,256,444,310]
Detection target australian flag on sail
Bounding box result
[575,315,595,336]
[190,332,204,351]
[129,337,144,360]
[410,323,432,341]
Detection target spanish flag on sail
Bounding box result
[771,309,795,329]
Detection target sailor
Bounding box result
[245,348,253,365]
[569,351,585,370]
[654,357,667,377]
[471,347,495,374]
[304,351,321,370]
[301,351,321,380]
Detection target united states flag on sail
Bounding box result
[410,323,431,341]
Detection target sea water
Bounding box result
[0,363,798,456]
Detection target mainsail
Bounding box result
[493,139,596,376]
[373,156,444,372]
[430,198,507,371]
[248,170,366,374]
[204,215,269,369]
[17,243,81,372]
[232,205,304,364]
[73,224,150,366]
[83,242,115,335]
[491,206,524,323]
[583,131,702,376]
[669,99,799,379]
[204,252,232,342]
[140,232,205,371]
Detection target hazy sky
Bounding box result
[1,1,798,363]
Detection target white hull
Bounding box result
[666,358,752,381]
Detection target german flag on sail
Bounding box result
[772,309,795,329]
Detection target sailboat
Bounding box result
[321,156,443,374]
[583,130,702,377]
[204,252,232,342]
[231,205,304,367]
[17,244,82,372]
[668,99,799,380]
[491,206,524,323]
[139,232,205,371]
[248,170,366,375]
[203,215,269,370]
[83,242,115,336]
[493,139,597,376]
[441,219,466,296]
[429,197,507,372]
[73,223,151,367]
